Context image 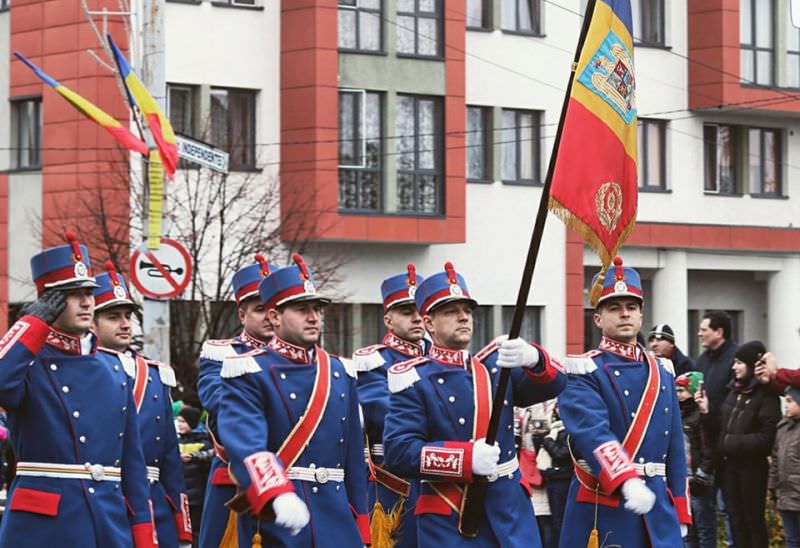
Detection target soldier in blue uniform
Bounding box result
[218,253,370,547]
[197,254,275,547]
[0,232,157,547]
[92,262,192,547]
[383,261,566,546]
[557,257,691,548]
[352,264,428,547]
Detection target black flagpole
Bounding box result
[458,0,601,536]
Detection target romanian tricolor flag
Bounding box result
[14,52,149,157]
[548,0,638,269]
[107,35,179,179]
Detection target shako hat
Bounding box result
[93,261,137,312]
[258,253,331,310]
[414,261,477,316]
[233,254,276,304]
[381,264,425,312]
[30,230,99,296]
[592,256,642,307]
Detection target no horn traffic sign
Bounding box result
[130,238,192,300]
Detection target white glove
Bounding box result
[472,438,500,476]
[680,524,688,538]
[273,492,310,536]
[620,478,655,515]
[496,336,539,369]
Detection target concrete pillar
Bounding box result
[651,249,689,349]
[767,256,800,366]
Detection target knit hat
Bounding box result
[648,324,675,343]
[178,406,201,430]
[785,386,800,403]
[734,340,767,369]
[676,371,704,396]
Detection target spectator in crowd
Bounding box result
[176,407,213,548]
[648,324,694,376]
[676,372,715,548]
[770,386,800,548]
[754,351,800,394]
[538,405,572,548]
[518,403,555,548]
[696,341,781,548]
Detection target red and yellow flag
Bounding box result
[14,52,149,156]
[548,0,638,266]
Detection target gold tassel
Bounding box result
[219,510,239,548]
[586,528,599,548]
[251,531,262,548]
[370,499,404,548]
[588,264,608,308]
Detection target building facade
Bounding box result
[2,0,800,365]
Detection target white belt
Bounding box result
[16,461,122,482]
[487,456,519,482]
[634,462,666,477]
[146,466,160,483]
[287,466,345,484]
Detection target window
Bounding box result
[338,0,382,52]
[396,0,441,57]
[167,84,196,137]
[748,128,781,196]
[396,94,443,214]
[339,90,383,211]
[466,106,490,182]
[703,124,739,194]
[322,303,353,357]
[637,119,666,190]
[501,306,542,343]
[466,0,489,29]
[787,15,800,88]
[11,97,42,169]
[210,87,256,170]
[501,109,540,184]
[632,0,665,46]
[469,305,494,355]
[501,0,541,35]
[359,303,387,345]
[740,0,773,85]
[0,0,8,10]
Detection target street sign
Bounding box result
[130,238,192,300]
[176,134,229,173]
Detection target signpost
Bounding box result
[176,135,229,173]
[130,238,192,300]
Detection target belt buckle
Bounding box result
[487,472,498,482]
[644,462,656,477]
[88,464,105,481]
[315,468,329,484]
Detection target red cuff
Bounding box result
[243,451,295,515]
[176,493,193,541]
[0,316,49,358]
[673,496,692,525]
[356,512,370,545]
[420,441,473,482]
[593,440,638,494]
[523,344,560,384]
[131,522,158,548]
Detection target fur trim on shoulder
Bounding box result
[200,339,238,362]
[221,353,262,378]
[339,357,358,379]
[157,363,177,387]
[352,345,387,372]
[560,355,598,375]
[387,357,427,393]
[658,357,675,376]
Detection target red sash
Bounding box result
[276,347,332,468]
[430,357,492,515]
[132,356,149,413]
[572,351,660,505]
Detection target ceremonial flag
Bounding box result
[548,0,638,274]
[107,35,179,179]
[14,52,149,157]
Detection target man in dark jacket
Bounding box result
[695,311,737,414]
[648,324,694,376]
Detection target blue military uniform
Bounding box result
[383,262,567,547]
[0,234,157,547]
[557,258,691,548]
[352,265,428,548]
[197,255,274,548]
[94,265,192,548]
[217,254,370,546]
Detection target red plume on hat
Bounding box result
[444,261,457,284]
[613,256,624,281]
[292,253,310,280]
[104,260,121,286]
[407,263,417,287]
[255,253,271,277]
[65,230,83,262]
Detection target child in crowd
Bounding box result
[770,386,800,548]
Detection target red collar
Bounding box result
[428,344,468,367]
[46,328,93,355]
[383,331,423,358]
[240,330,269,349]
[268,335,313,364]
[599,337,641,360]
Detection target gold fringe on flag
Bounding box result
[370,500,404,548]
[219,510,239,548]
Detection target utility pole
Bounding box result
[140,0,170,363]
